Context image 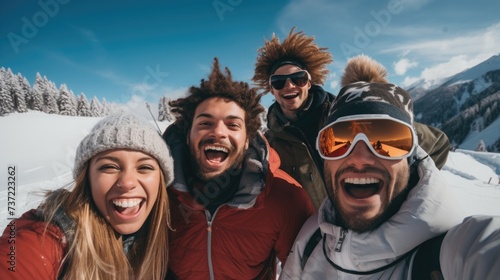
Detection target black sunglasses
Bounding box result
[269,70,310,90]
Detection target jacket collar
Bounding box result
[267,85,332,130]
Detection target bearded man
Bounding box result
[163,58,314,280]
[280,55,500,280]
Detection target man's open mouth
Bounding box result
[282,92,299,100]
[343,177,381,199]
[204,145,229,163]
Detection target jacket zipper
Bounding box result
[335,228,347,252]
[206,208,220,280]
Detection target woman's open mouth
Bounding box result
[112,198,144,216]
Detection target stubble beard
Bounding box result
[327,165,410,233]
[190,143,247,183]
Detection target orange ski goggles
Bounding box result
[317,115,417,160]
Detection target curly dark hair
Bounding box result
[169,57,265,140]
[253,27,333,93]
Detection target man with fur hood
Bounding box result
[253,28,450,210]
[163,58,314,279]
[279,55,500,279]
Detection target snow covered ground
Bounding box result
[0,111,499,231]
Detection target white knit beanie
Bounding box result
[73,113,173,186]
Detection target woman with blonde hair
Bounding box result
[0,113,174,279]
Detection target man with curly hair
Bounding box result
[162,58,314,280]
[253,28,450,210]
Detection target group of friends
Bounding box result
[1,28,499,280]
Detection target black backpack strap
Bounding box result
[301,227,322,268]
[411,233,447,280]
[301,227,447,279]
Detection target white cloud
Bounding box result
[119,87,188,119]
[327,72,339,90]
[399,0,431,10]
[69,25,102,49]
[162,87,188,100]
[46,51,80,68]
[122,94,150,115]
[329,80,339,91]
[393,58,418,75]
[197,63,212,74]
[391,22,500,85]
[275,0,350,35]
[96,70,134,87]
[401,76,420,87]
[274,0,434,39]
[383,22,500,60]
[95,69,187,103]
[401,54,488,86]
[419,55,474,81]
[125,84,187,104]
[76,26,99,43]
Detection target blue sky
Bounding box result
[1,0,499,108]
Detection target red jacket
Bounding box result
[0,210,66,280]
[164,127,315,280]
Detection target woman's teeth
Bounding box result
[112,199,142,208]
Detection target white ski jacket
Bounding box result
[279,147,489,279]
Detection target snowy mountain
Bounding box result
[442,55,500,88]
[408,55,500,98]
[409,55,500,152]
[406,77,448,101]
[0,112,499,232]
